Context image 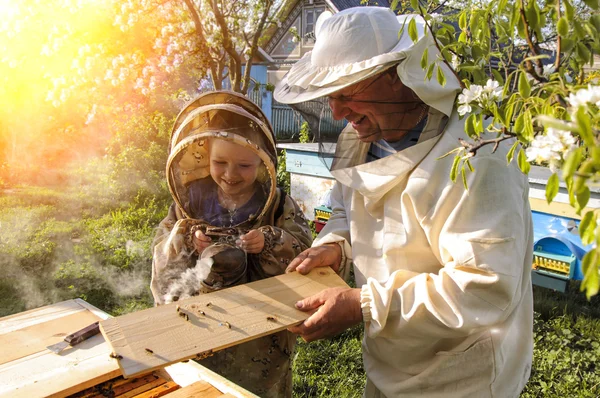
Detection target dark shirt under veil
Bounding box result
[187,177,266,227]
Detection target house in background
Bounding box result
[248,0,391,140]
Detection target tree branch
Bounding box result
[416,5,465,89]
[211,0,243,92]
[519,0,544,73]
[459,133,518,156]
[241,0,274,94]
[554,0,562,71]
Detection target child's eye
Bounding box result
[213,161,226,165]
[239,164,251,168]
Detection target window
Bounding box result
[303,7,324,45]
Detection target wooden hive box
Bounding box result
[0,298,258,397]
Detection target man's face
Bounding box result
[327,69,420,142]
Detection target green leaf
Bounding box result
[506,140,519,164]
[410,0,419,11]
[461,166,469,191]
[514,113,525,139]
[564,0,574,21]
[536,115,576,132]
[582,0,599,11]
[561,38,575,53]
[579,211,597,246]
[576,42,591,64]
[390,0,400,12]
[562,148,582,179]
[523,111,534,141]
[408,18,418,43]
[517,148,530,174]
[425,63,435,81]
[518,72,531,98]
[545,174,560,204]
[436,65,447,87]
[420,48,429,70]
[466,159,474,172]
[557,17,569,37]
[450,155,461,182]
[576,185,591,211]
[580,249,599,299]
[491,69,504,86]
[465,114,477,138]
[525,1,540,34]
[459,11,467,31]
[437,147,463,160]
[575,106,595,146]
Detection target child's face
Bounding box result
[209,139,262,197]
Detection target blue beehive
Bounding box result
[531,211,591,292]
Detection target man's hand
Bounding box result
[237,229,265,253]
[192,230,212,254]
[289,287,362,342]
[286,243,342,274]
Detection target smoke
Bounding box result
[162,257,214,304]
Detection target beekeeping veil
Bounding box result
[167,90,277,227]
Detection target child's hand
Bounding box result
[192,230,212,254]
[237,229,264,253]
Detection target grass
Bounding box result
[0,184,599,397]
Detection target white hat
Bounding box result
[274,6,461,116]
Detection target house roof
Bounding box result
[258,0,394,61]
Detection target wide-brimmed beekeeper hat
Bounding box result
[274,6,461,116]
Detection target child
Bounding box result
[150,91,313,397]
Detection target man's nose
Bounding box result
[328,97,351,121]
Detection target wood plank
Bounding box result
[0,300,121,398]
[0,299,85,336]
[132,381,180,398]
[100,268,347,378]
[162,381,222,398]
[0,333,121,398]
[163,362,258,398]
[117,376,168,398]
[0,309,101,364]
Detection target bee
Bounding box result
[198,310,206,316]
[178,311,189,321]
[109,352,123,360]
[145,348,154,354]
[220,321,231,329]
[195,350,214,360]
[176,305,181,312]
[266,316,277,322]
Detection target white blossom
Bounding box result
[526,128,578,171]
[457,80,503,116]
[457,103,472,116]
[568,85,600,110]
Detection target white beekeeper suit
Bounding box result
[275,6,533,397]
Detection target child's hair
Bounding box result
[206,109,275,163]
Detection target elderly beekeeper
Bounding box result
[275,6,533,398]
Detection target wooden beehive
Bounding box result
[0,298,258,398]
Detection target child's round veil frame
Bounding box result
[166,91,278,225]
